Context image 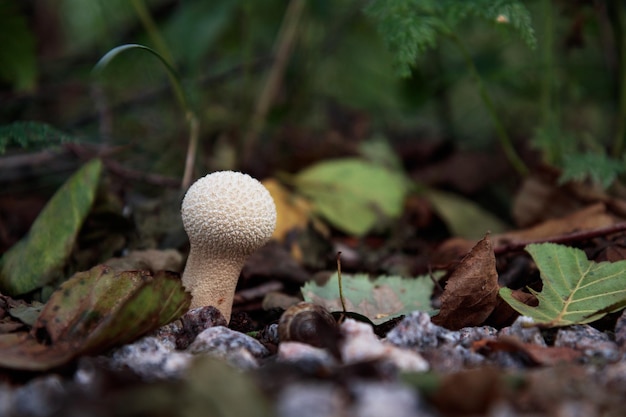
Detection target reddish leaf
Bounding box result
[432,235,499,330]
[475,336,582,366]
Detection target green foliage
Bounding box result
[0,160,102,296]
[499,243,626,327]
[302,272,437,324]
[0,121,74,154]
[365,0,536,76]
[559,152,625,189]
[291,158,411,236]
[0,265,190,371]
[426,189,509,239]
[0,0,37,91]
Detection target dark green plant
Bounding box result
[365,0,536,176]
[0,121,74,154]
[531,0,626,189]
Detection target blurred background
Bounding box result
[1,0,625,251]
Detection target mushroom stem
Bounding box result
[182,250,246,321]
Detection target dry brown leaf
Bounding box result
[432,235,499,330]
[433,203,620,265]
[496,203,616,246]
[512,169,626,228]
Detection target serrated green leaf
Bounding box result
[559,152,625,189]
[292,158,410,236]
[0,265,190,371]
[0,159,102,296]
[365,0,535,76]
[302,272,437,324]
[499,243,626,327]
[426,189,509,239]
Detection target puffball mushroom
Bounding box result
[181,171,276,321]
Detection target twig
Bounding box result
[242,0,306,163]
[493,222,626,255]
[67,143,181,188]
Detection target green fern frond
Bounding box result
[559,152,625,189]
[365,0,536,76]
[0,121,74,154]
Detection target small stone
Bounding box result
[614,309,626,347]
[349,382,431,417]
[258,323,280,346]
[177,306,228,349]
[457,326,498,347]
[498,316,546,346]
[421,344,485,373]
[11,375,66,417]
[109,336,192,379]
[276,382,345,417]
[187,326,270,369]
[386,311,456,349]
[341,319,428,372]
[554,325,619,362]
[278,341,338,372]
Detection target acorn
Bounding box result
[278,302,341,356]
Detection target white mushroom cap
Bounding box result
[181,171,276,320]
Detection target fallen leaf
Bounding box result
[103,249,184,273]
[302,272,436,325]
[0,265,190,371]
[262,178,314,241]
[292,158,410,236]
[500,243,626,327]
[0,159,102,296]
[426,190,509,239]
[495,203,616,248]
[475,336,583,366]
[432,235,499,330]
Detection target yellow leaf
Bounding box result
[262,178,313,241]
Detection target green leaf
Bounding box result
[559,152,625,190]
[0,0,37,91]
[365,0,535,76]
[302,272,437,324]
[426,189,509,239]
[292,158,410,236]
[499,243,626,327]
[0,265,190,371]
[0,121,75,154]
[0,159,102,296]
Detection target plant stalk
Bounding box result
[130,0,175,65]
[241,0,306,164]
[451,34,529,176]
[612,0,626,157]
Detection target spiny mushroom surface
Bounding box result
[181,171,276,321]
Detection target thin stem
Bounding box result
[450,34,529,176]
[130,0,175,65]
[92,44,199,190]
[242,0,306,163]
[539,0,559,164]
[182,112,199,190]
[612,1,626,157]
[336,252,347,314]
